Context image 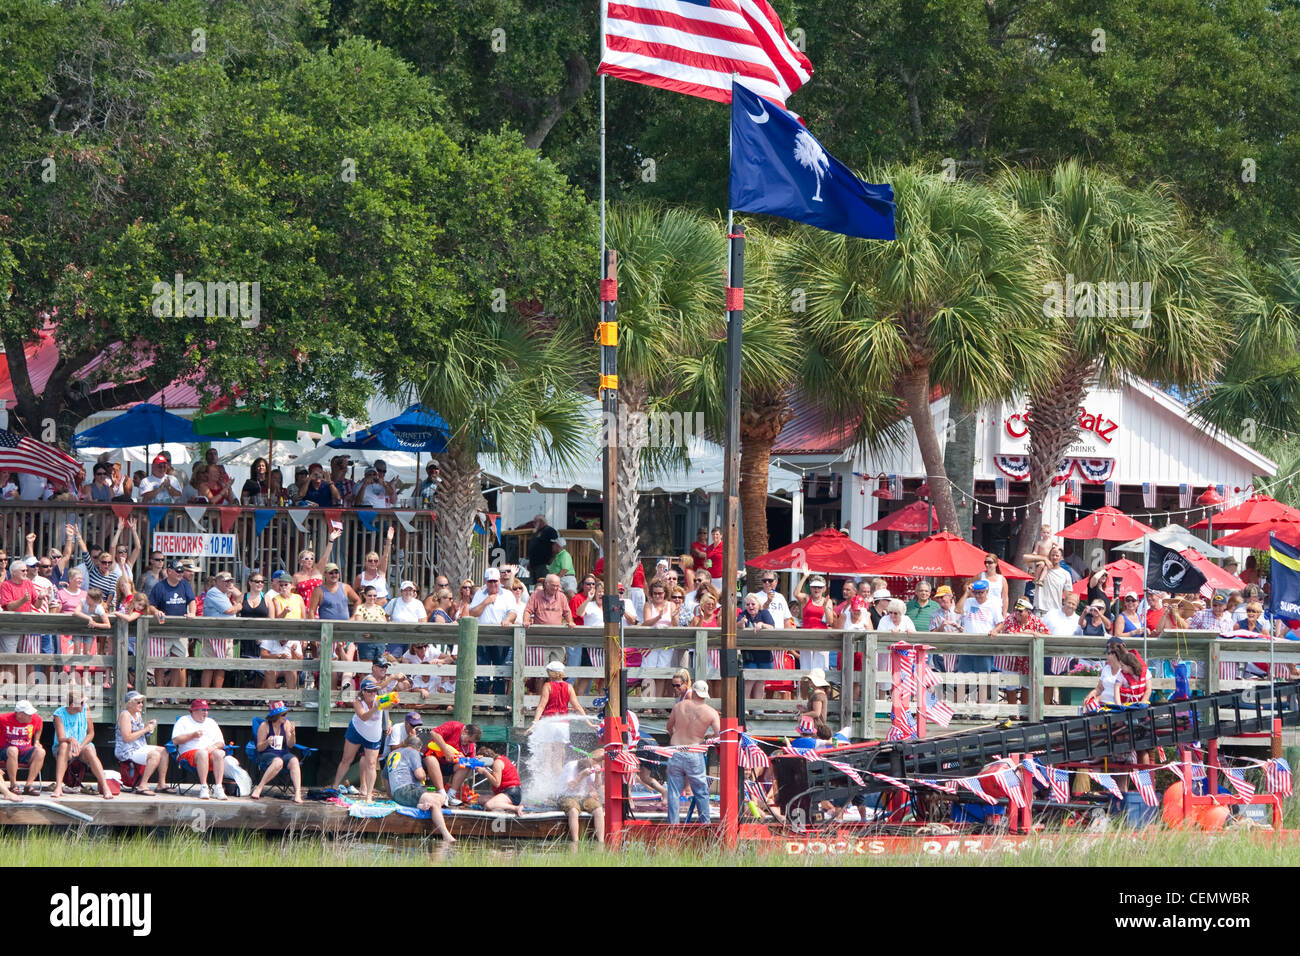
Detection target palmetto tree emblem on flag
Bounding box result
[793,130,830,202]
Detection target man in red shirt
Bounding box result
[991,597,1051,706]
[0,700,45,794]
[423,720,482,804]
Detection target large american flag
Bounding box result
[0,429,80,487]
[600,0,813,108]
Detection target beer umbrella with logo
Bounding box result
[860,531,1032,580]
[1058,506,1158,542]
[747,527,878,575]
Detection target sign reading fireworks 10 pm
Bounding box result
[152,532,238,557]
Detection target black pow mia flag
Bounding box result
[1145,539,1208,594]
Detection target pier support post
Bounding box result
[454,615,478,725]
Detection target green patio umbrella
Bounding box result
[192,401,347,472]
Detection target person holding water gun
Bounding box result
[421,720,483,806]
[331,679,385,802]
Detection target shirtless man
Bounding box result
[664,680,719,824]
[1021,524,1058,602]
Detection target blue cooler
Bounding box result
[1111,791,1160,827]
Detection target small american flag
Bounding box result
[918,778,957,794]
[0,429,80,487]
[1189,760,1207,783]
[625,709,640,743]
[744,779,769,807]
[997,768,1026,808]
[995,475,1008,503]
[1179,483,1191,508]
[1104,480,1118,507]
[1082,697,1102,713]
[869,770,907,790]
[1142,482,1156,508]
[611,748,640,778]
[1266,758,1293,796]
[1023,757,1049,788]
[959,776,996,804]
[738,733,769,769]
[826,759,864,787]
[887,710,916,741]
[1224,767,1255,799]
[1131,770,1158,807]
[921,663,940,689]
[1093,772,1125,800]
[1167,762,1185,785]
[924,695,954,728]
[1050,769,1070,804]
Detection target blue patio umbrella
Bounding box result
[72,403,237,451]
[329,405,451,503]
[327,404,450,454]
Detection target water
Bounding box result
[520,715,599,805]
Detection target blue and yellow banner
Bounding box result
[1269,534,1300,619]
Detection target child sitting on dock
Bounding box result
[476,748,524,816]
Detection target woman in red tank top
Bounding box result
[525,661,593,782]
[480,749,524,813]
[794,572,834,629]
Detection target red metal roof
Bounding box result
[773,392,857,455]
[0,327,209,410]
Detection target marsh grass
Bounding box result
[3,816,1299,867]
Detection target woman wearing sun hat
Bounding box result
[251,700,302,803]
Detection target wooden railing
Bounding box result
[2,615,1296,740]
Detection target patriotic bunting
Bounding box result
[996,768,1026,808]
[355,510,378,532]
[287,508,311,533]
[110,502,134,524]
[1022,757,1049,789]
[147,505,171,531]
[184,505,208,529]
[868,770,908,790]
[253,508,278,537]
[739,733,769,769]
[826,759,864,787]
[392,510,420,532]
[918,778,957,794]
[218,506,240,534]
[322,509,343,531]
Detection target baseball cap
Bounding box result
[152,454,168,464]
[400,580,417,591]
[807,668,830,687]
[125,691,145,703]
[691,679,710,697]
[934,585,953,598]
[1014,596,1033,611]
[1089,599,1107,610]
[555,536,567,546]
[1124,591,1139,600]
[23,556,37,567]
[360,678,378,692]
[808,576,826,587]
[322,562,340,573]
[971,580,989,592]
[546,660,566,674]
[190,699,210,710]
[168,559,185,572]
[405,711,423,727]
[872,588,891,601]
[372,659,390,669]
[364,466,377,475]
[272,569,290,581]
[15,700,36,716]
[484,568,501,581]
[1212,591,1229,603]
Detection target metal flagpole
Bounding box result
[717,74,742,846]
[596,0,627,846]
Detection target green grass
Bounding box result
[3,822,1300,867]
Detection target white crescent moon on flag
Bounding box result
[746,100,769,124]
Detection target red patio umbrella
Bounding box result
[1213,516,1300,550]
[862,531,1032,580]
[747,527,878,576]
[865,500,940,535]
[1178,549,1245,592]
[1189,493,1300,531]
[1071,557,1146,597]
[1058,506,1158,542]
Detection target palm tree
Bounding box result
[996,161,1260,574]
[578,203,725,583]
[789,164,1061,534]
[415,318,589,581]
